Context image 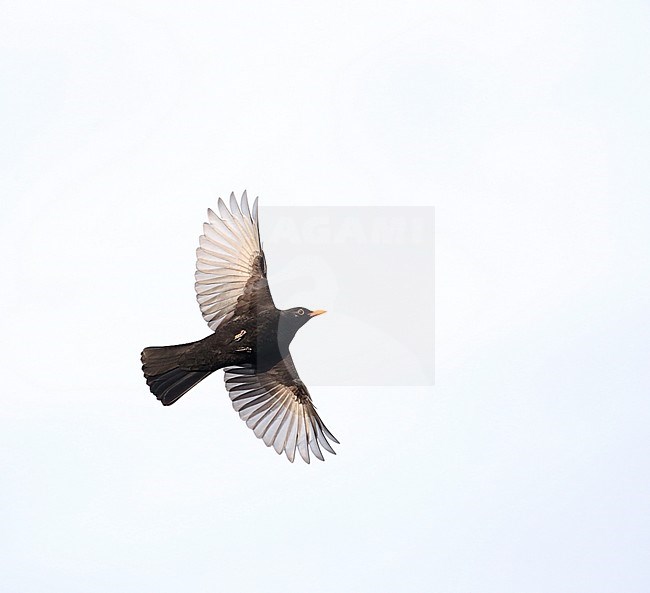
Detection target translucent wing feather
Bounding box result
[195,191,271,330]
[223,355,339,463]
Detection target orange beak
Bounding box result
[310,309,327,317]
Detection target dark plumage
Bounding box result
[141,191,338,462]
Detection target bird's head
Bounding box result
[278,307,326,342]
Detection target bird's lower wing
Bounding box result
[223,355,339,463]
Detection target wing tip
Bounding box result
[209,192,260,225]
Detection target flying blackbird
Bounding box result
[141,191,338,463]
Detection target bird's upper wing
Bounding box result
[195,191,274,331]
[224,355,339,463]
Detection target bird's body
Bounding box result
[143,307,289,379]
[141,192,338,463]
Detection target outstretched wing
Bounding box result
[224,355,339,463]
[195,191,274,331]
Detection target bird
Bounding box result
[141,191,338,463]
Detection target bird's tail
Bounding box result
[141,343,212,406]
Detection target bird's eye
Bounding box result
[297,308,305,316]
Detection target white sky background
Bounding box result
[2,1,650,592]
